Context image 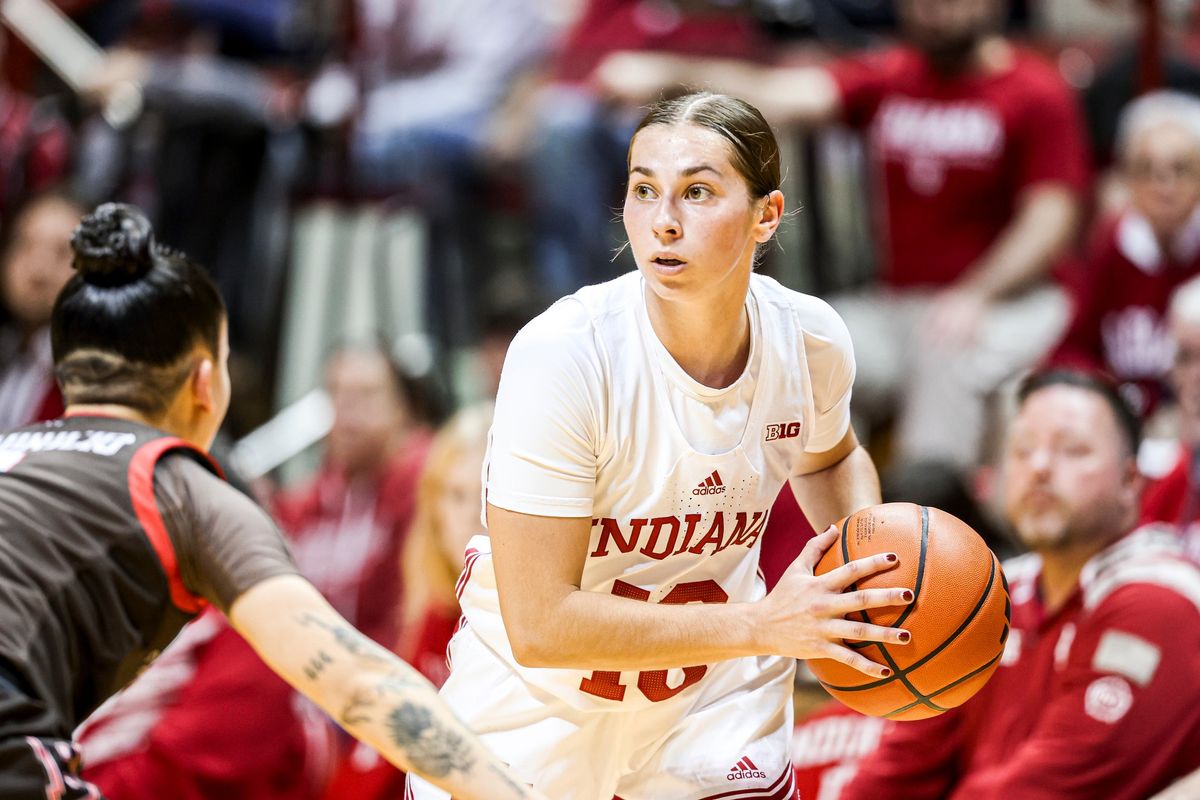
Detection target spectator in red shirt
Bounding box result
[597,0,1089,470]
[841,369,1200,800]
[78,609,335,800]
[1139,274,1200,562]
[0,189,85,429]
[320,402,494,800]
[1052,91,1200,417]
[273,343,440,648]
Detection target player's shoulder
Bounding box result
[1082,525,1200,620]
[505,274,638,377]
[517,274,636,340]
[750,273,847,340]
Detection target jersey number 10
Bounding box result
[579,579,729,702]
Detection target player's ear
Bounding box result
[753,190,784,243]
[191,356,217,414]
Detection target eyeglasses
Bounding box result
[1126,158,1200,184]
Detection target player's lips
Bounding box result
[650,253,688,274]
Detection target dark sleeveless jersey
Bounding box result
[0,415,295,739]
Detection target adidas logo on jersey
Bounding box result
[727,755,767,781]
[692,470,726,496]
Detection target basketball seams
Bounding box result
[812,503,1010,719]
[820,550,998,693]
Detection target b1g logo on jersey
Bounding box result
[764,421,802,441]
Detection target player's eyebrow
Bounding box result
[629,164,723,178]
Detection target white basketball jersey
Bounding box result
[460,271,855,711]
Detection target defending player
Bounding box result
[0,204,542,800]
[409,92,912,800]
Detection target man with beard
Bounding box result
[595,0,1089,473]
[837,370,1200,800]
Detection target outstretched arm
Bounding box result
[230,574,543,800]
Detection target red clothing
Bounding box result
[828,45,1090,289]
[553,0,764,83]
[1141,446,1200,563]
[791,701,885,800]
[759,485,816,592]
[1050,209,1200,415]
[405,604,460,687]
[79,611,331,800]
[273,434,431,647]
[0,88,71,219]
[843,526,1200,800]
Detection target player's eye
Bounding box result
[685,184,712,200]
[632,184,657,200]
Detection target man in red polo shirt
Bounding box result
[840,370,1200,800]
[597,0,1089,470]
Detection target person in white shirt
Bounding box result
[409,92,912,800]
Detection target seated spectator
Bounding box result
[0,189,85,429]
[841,370,1200,800]
[319,402,494,800]
[347,0,553,348]
[1051,91,1200,417]
[78,609,333,800]
[273,342,441,647]
[597,0,1089,472]
[1140,274,1200,561]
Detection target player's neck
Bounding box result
[644,283,751,389]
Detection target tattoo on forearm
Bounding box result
[386,702,477,779]
[340,688,374,726]
[303,650,333,681]
[296,612,391,664]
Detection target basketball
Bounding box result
[809,502,1011,721]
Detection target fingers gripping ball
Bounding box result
[810,502,1011,720]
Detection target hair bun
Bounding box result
[70,203,157,286]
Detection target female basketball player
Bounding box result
[410,92,913,800]
[0,204,542,800]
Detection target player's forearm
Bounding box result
[230,577,540,800]
[958,185,1081,301]
[287,614,536,800]
[509,589,766,669]
[789,444,881,532]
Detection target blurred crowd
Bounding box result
[1,0,1200,797]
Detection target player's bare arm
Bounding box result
[229,574,545,800]
[788,426,882,532]
[488,501,909,678]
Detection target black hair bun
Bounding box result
[70,203,157,286]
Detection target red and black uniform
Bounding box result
[0,415,295,799]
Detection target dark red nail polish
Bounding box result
[881,668,892,677]
[885,553,898,563]
[898,631,911,643]
[902,590,914,602]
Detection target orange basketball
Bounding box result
[809,502,1010,720]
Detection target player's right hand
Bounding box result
[757,525,913,678]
